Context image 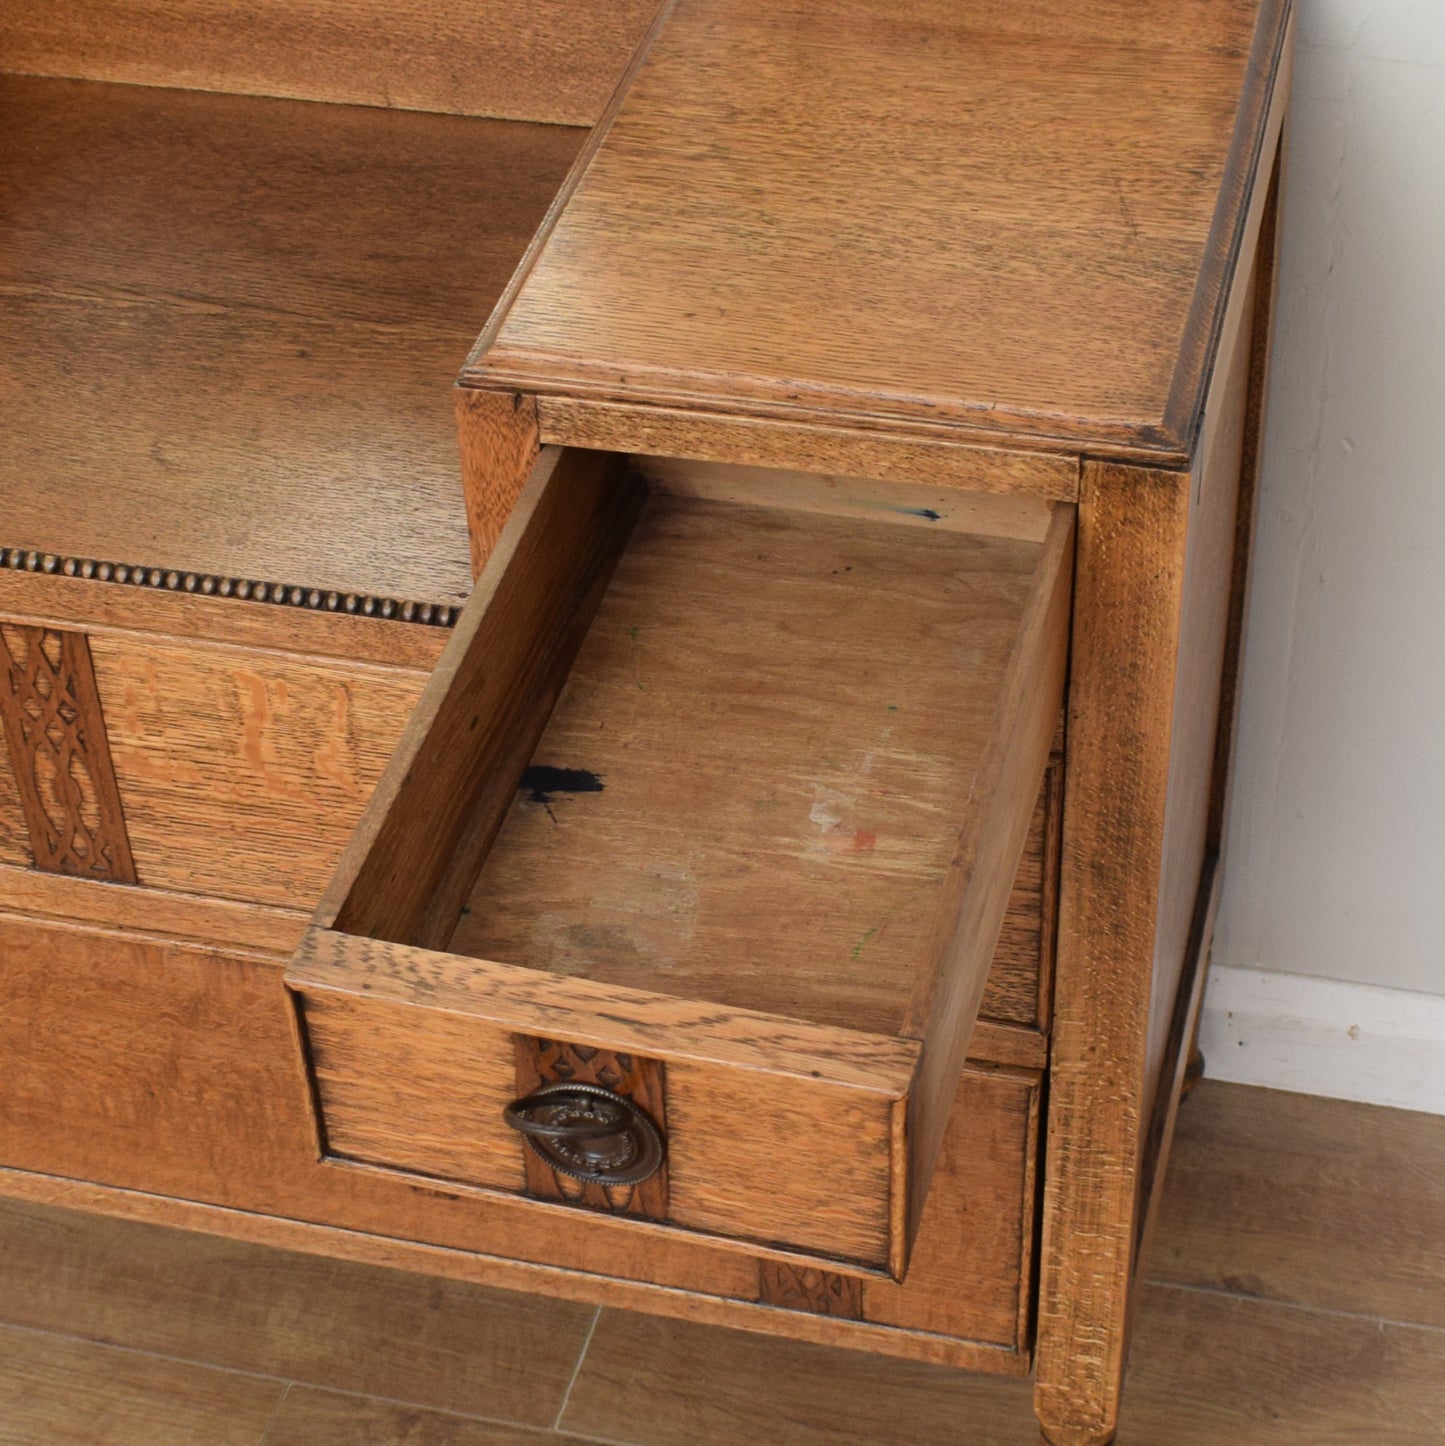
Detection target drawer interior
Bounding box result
[447,480,1045,1035]
[290,447,1072,1278]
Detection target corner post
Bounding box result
[1033,462,1192,1446]
[455,387,541,578]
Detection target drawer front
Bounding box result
[0,900,1039,1360]
[288,446,1072,1280]
[297,935,909,1270]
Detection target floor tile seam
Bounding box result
[1145,1277,1445,1336]
[553,1306,603,1431]
[0,1317,299,1387]
[0,1318,573,1430]
[235,1377,594,1436]
[256,1380,293,1445]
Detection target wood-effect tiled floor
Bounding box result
[0,1082,1441,1444]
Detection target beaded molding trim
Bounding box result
[0,547,459,628]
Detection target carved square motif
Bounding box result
[758,1261,864,1319]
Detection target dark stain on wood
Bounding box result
[521,765,605,805]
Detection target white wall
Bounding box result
[1213,1,1445,1005]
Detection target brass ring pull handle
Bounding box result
[503,1081,665,1186]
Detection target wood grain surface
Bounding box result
[88,634,428,910]
[0,623,136,882]
[0,863,309,955]
[0,74,581,603]
[0,567,451,671]
[898,509,1069,1258]
[0,1323,283,1446]
[466,0,1293,466]
[264,1392,577,1445]
[537,399,1080,500]
[0,741,33,867]
[0,1201,597,1426]
[637,458,1057,542]
[1033,463,1193,1446]
[3,1082,1443,1443]
[0,0,658,126]
[986,752,1062,1034]
[326,448,641,948]
[1152,1084,1445,1331]
[0,905,1039,1361]
[452,492,1056,1039]
[292,932,907,1270]
[456,391,542,576]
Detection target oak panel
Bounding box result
[0,0,657,126]
[0,74,580,604]
[296,941,903,1270]
[541,399,1080,500]
[0,863,308,954]
[467,0,1291,463]
[0,568,451,672]
[88,634,427,908]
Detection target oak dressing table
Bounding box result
[0,3,1294,1441]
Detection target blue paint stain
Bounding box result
[895,506,943,521]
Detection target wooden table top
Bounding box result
[1,74,581,607]
[465,0,1292,466]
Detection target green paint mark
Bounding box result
[629,626,640,643]
[849,898,910,961]
[887,704,900,713]
[849,925,879,961]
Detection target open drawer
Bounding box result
[286,448,1072,1280]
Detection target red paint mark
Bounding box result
[849,830,877,853]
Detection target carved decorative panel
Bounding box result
[0,623,137,882]
[758,1261,864,1319]
[514,1035,668,1220]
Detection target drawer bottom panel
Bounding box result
[0,908,1040,1364]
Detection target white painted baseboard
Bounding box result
[1199,965,1445,1115]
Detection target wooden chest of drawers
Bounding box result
[0,2,1295,1441]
